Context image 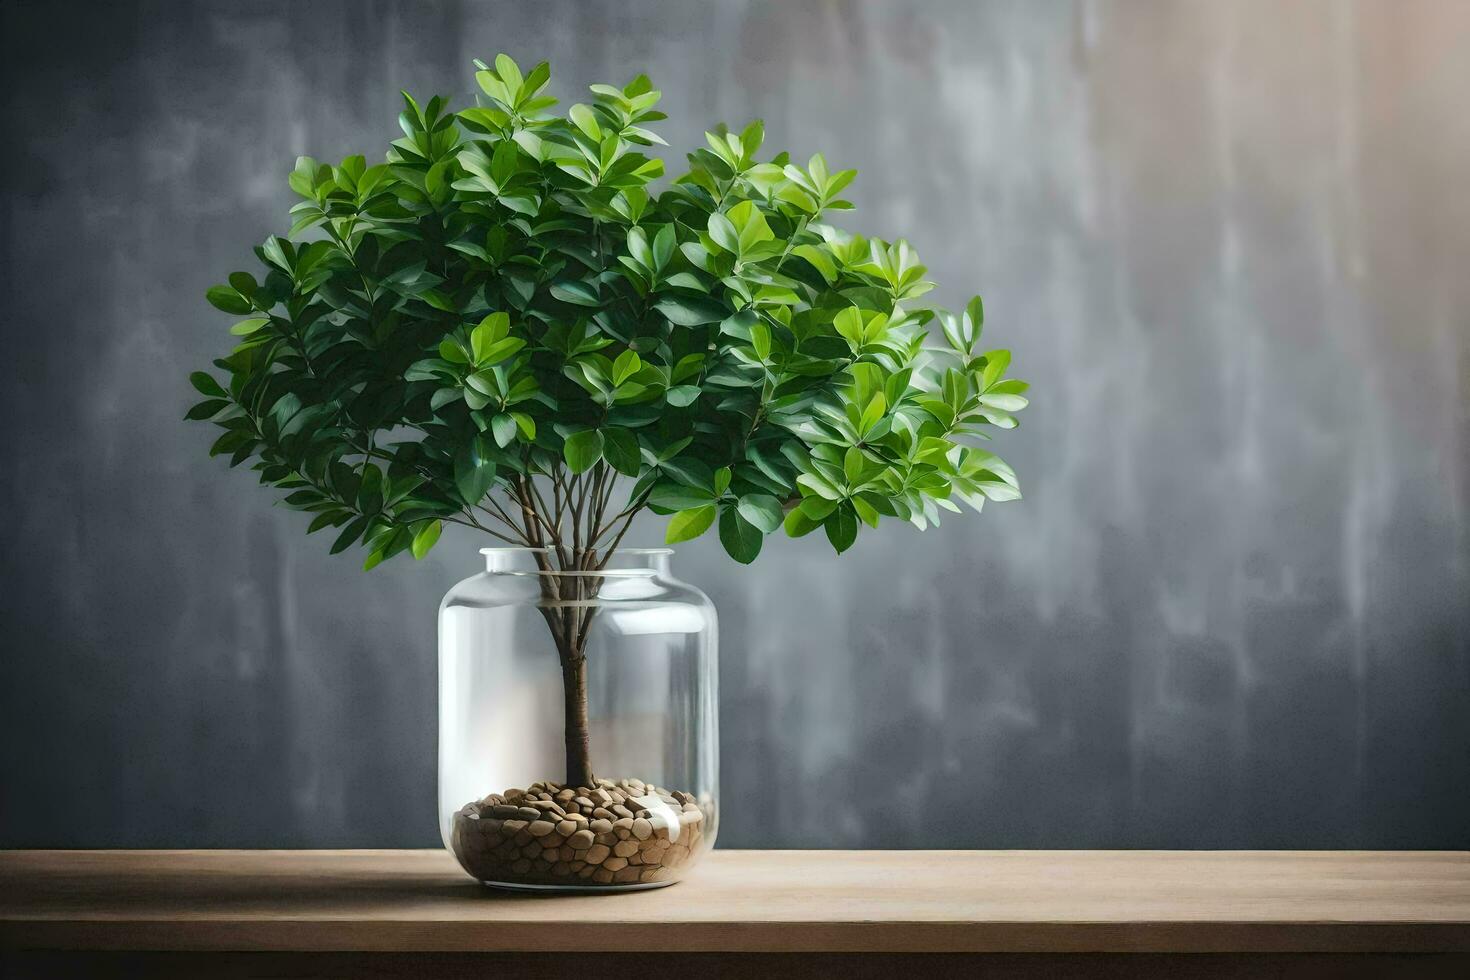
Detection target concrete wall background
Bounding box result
[2,0,1466,847]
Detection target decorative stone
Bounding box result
[451,778,707,889]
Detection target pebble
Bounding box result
[450,777,709,888]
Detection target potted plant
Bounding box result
[188,54,1027,890]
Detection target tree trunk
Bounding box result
[561,654,594,788]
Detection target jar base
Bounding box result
[479,877,677,894]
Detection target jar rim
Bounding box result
[478,547,673,576]
[478,547,674,555]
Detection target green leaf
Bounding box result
[454,438,497,506]
[665,385,701,407]
[563,429,604,473]
[612,349,642,386]
[602,427,642,476]
[783,506,821,538]
[551,280,601,307]
[736,494,783,533]
[206,285,253,315]
[471,312,510,361]
[665,504,716,544]
[718,506,763,563]
[655,295,727,326]
[184,399,229,421]
[652,223,676,270]
[229,317,269,336]
[411,520,442,559]
[510,412,537,440]
[189,372,227,397]
[649,482,715,511]
[707,212,739,253]
[568,102,601,141]
[490,413,518,448]
[792,244,836,283]
[330,516,370,555]
[824,504,858,553]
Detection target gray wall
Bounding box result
[2,0,1467,849]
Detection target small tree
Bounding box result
[188,56,1028,788]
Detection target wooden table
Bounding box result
[2,850,1467,978]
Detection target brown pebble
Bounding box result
[574,795,594,809]
[632,818,652,840]
[614,866,641,883]
[569,829,595,849]
[611,804,633,819]
[602,856,628,872]
[552,862,570,876]
[589,818,613,834]
[556,820,577,836]
[613,840,639,858]
[586,843,610,863]
[511,859,531,873]
[592,868,614,884]
[528,820,555,837]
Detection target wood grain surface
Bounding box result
[2,850,1467,954]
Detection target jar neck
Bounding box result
[480,547,672,577]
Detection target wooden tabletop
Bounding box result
[1,850,1467,954]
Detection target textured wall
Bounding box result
[2,0,1467,848]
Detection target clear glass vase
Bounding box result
[438,547,718,891]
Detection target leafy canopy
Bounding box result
[187,55,1027,568]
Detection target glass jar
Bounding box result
[438,547,718,891]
